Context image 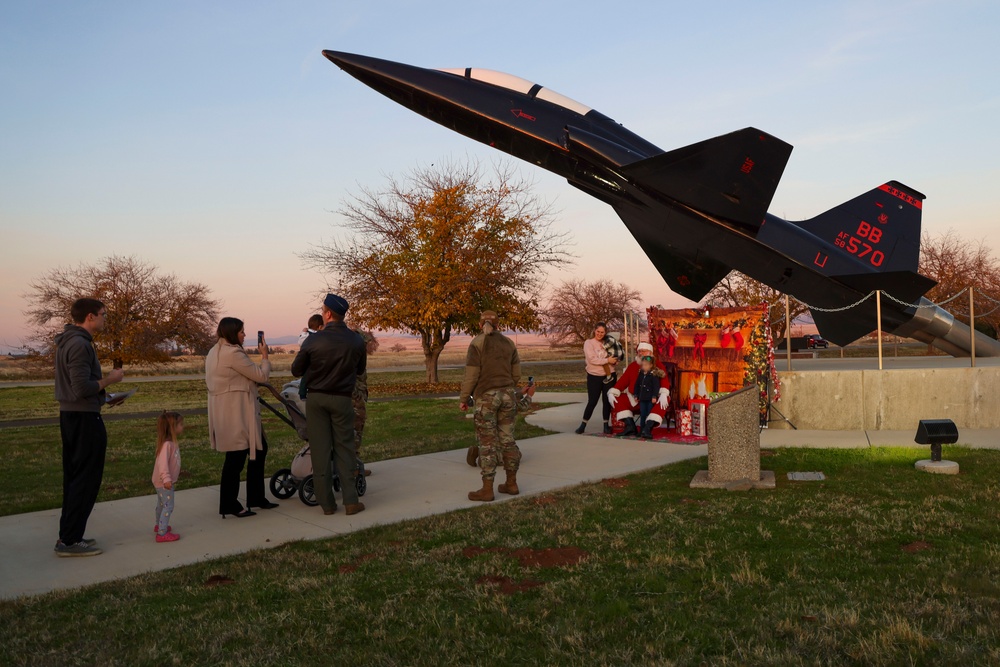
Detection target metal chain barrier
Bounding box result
[973,303,1000,318]
[974,291,1000,306]
[801,291,876,313]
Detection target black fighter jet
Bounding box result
[322,50,996,357]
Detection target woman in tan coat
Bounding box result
[205,317,276,517]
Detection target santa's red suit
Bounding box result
[607,342,671,435]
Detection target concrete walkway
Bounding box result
[1,392,996,600]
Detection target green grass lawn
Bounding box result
[2,445,998,666]
[0,367,580,516]
[0,361,584,422]
[0,398,556,517]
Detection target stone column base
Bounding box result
[689,470,776,490]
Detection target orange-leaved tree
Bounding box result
[301,160,572,382]
[23,255,220,364]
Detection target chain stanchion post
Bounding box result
[785,294,792,371]
[970,286,976,368]
[876,290,883,371]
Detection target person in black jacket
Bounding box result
[290,294,367,516]
[53,298,125,557]
[633,356,661,439]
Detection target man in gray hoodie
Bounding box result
[53,298,124,557]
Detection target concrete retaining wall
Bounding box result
[772,367,1000,430]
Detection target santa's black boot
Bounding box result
[619,419,637,438]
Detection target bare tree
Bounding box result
[301,159,572,382]
[706,271,808,342]
[542,278,642,344]
[920,229,1000,338]
[23,255,220,363]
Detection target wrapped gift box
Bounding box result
[677,409,693,436]
[690,398,709,437]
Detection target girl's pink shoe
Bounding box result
[155,531,180,543]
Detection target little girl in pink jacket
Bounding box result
[152,411,184,542]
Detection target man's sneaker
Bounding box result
[54,540,103,557]
[155,531,180,543]
[54,538,97,551]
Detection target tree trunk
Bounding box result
[424,346,444,383]
[419,327,450,383]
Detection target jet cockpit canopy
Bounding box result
[438,67,592,116]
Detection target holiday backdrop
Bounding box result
[646,303,779,421]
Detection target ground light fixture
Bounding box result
[913,419,959,475]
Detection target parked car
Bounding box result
[804,334,829,349]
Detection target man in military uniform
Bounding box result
[459,310,521,502]
[291,293,367,516]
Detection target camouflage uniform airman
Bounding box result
[460,310,522,502]
[351,330,376,475]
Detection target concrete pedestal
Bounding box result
[689,385,774,490]
[915,459,960,475]
[689,470,776,490]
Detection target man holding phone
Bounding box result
[53,298,125,557]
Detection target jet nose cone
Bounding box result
[321,50,382,75]
[321,50,350,66]
[321,50,434,95]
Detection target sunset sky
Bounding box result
[2,1,998,354]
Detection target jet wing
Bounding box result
[620,128,792,232]
[612,204,732,302]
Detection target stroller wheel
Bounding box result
[355,472,367,497]
[299,475,318,506]
[333,475,342,493]
[269,468,297,500]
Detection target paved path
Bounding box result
[2,392,996,600]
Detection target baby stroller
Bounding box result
[257,382,366,506]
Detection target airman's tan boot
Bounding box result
[497,469,519,495]
[468,477,495,502]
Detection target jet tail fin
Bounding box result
[620,128,792,231]
[795,181,925,274]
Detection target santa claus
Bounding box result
[607,342,672,438]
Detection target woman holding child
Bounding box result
[205,317,278,518]
[574,322,619,434]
